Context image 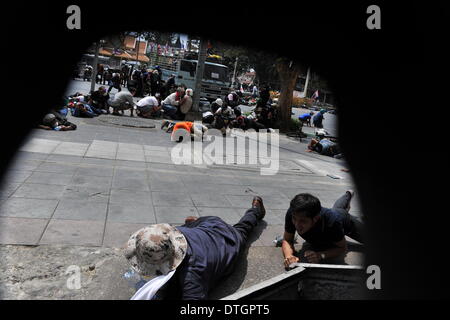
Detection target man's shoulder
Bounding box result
[321,208,344,226]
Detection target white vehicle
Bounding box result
[159,58,231,101]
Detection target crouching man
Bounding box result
[282,192,364,267]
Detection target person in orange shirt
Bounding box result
[161,120,208,142]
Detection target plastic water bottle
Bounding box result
[273,236,283,247]
[123,269,147,290]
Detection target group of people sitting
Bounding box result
[202,94,276,137]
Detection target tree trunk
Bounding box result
[276,59,303,132]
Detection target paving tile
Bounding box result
[180,173,243,186]
[40,219,104,246]
[109,189,152,205]
[146,163,176,171]
[143,145,169,152]
[0,170,33,184]
[0,182,22,199]
[107,202,156,224]
[185,183,249,196]
[11,183,65,200]
[262,209,286,226]
[146,155,174,164]
[0,217,48,245]
[151,192,193,207]
[0,198,58,219]
[111,177,150,191]
[154,206,199,224]
[103,221,149,248]
[35,162,79,174]
[12,151,49,161]
[70,174,112,189]
[253,224,286,247]
[114,160,147,168]
[52,199,108,221]
[114,167,148,179]
[75,165,114,177]
[25,171,74,185]
[46,154,83,164]
[19,138,61,154]
[8,160,43,171]
[52,142,89,156]
[81,157,116,166]
[116,153,146,162]
[190,193,233,208]
[62,185,110,203]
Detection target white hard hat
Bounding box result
[215,98,223,106]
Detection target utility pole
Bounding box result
[90,41,100,93]
[232,57,238,89]
[186,38,207,121]
[302,67,311,98]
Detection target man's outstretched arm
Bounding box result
[282,231,299,268]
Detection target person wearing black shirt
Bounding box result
[282,192,363,267]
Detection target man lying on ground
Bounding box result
[38,113,76,131]
[125,197,266,300]
[307,138,343,158]
[282,192,363,268]
[161,120,208,142]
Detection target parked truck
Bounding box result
[154,52,231,101]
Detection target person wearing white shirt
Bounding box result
[136,95,161,118]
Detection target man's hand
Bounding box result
[284,255,299,268]
[304,250,323,264]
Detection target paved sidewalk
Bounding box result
[0,103,363,299]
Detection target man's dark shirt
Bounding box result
[156,216,243,300]
[285,207,353,250]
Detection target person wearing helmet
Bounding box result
[312,109,326,128]
[210,98,223,114]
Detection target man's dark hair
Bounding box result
[129,87,137,93]
[289,193,322,218]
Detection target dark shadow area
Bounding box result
[6,1,450,299]
[209,220,268,299]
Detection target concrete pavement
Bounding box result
[0,80,363,299]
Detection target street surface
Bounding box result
[0,79,362,299]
